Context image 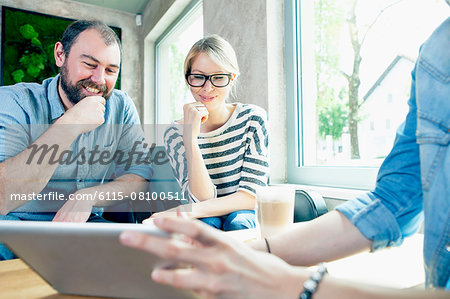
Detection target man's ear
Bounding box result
[54,42,65,67]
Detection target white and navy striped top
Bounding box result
[164,103,269,203]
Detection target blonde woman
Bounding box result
[149,35,269,231]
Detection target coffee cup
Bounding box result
[255,186,295,238]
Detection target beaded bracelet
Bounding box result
[264,237,271,253]
[299,263,327,299]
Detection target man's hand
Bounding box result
[56,96,106,134]
[52,195,95,223]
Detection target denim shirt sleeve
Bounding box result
[337,64,423,251]
[414,18,450,289]
[113,93,153,181]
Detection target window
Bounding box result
[285,0,448,189]
[155,1,203,126]
[387,93,393,103]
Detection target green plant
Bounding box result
[13,24,48,81]
[2,8,121,88]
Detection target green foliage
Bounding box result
[11,70,25,82]
[2,8,121,88]
[31,37,42,47]
[2,9,72,85]
[314,0,346,83]
[15,25,46,80]
[2,9,71,85]
[19,24,39,39]
[314,0,349,141]
[168,44,189,120]
[318,100,348,140]
[19,52,45,78]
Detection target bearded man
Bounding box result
[0,20,152,260]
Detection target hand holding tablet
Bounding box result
[0,221,199,299]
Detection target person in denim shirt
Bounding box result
[336,16,449,289]
[0,20,152,260]
[120,17,449,298]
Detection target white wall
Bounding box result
[203,0,287,183]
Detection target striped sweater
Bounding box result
[164,103,269,203]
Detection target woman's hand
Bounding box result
[52,193,95,223]
[145,204,195,222]
[120,217,305,299]
[183,102,209,142]
[146,208,180,220]
[147,211,178,220]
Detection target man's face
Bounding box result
[58,29,121,106]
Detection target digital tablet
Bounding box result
[0,221,198,299]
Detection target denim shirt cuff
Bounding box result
[336,193,404,251]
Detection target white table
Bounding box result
[225,229,425,289]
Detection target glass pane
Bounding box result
[300,0,448,167]
[156,6,203,125]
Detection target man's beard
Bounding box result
[60,63,111,106]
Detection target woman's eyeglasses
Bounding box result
[185,73,232,88]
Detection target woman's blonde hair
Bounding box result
[184,35,240,93]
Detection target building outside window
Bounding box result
[286,0,449,189]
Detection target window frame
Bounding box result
[284,0,378,190]
[154,0,202,125]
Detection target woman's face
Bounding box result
[188,52,234,112]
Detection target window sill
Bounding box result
[273,183,369,201]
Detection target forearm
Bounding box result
[187,190,255,218]
[255,211,371,266]
[0,122,79,214]
[184,139,215,200]
[303,272,448,299]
